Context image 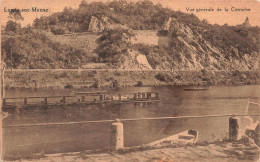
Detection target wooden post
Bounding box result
[110,119,124,152]
[81,96,85,102]
[142,92,146,99]
[155,92,159,100]
[44,97,47,105]
[138,92,141,100]
[118,94,121,101]
[229,116,241,141]
[2,66,5,98]
[147,92,151,99]
[2,99,6,106]
[62,96,66,104]
[24,97,27,105]
[100,95,103,101]
[134,93,137,100]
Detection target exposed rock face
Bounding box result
[242,17,251,28]
[163,17,173,30]
[88,16,127,32]
[88,16,104,32]
[88,16,258,71]
[131,30,160,46]
[118,49,152,69]
[165,18,259,70]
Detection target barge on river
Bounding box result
[2,91,160,110]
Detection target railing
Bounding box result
[4,114,259,127]
[3,114,260,151]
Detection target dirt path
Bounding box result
[7,140,259,162]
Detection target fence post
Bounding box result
[229,115,241,141]
[147,92,151,99]
[138,92,141,100]
[155,92,159,100]
[81,96,85,103]
[62,96,66,104]
[141,92,146,99]
[44,97,47,105]
[3,99,6,106]
[110,119,124,152]
[134,93,137,100]
[118,94,121,101]
[100,95,103,101]
[24,98,27,105]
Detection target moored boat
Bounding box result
[184,86,211,91]
[147,129,198,146]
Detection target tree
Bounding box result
[5,20,21,33]
[6,11,23,33]
[2,38,23,69]
[8,10,24,23]
[96,27,135,62]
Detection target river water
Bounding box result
[2,85,260,157]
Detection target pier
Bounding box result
[2,92,160,109]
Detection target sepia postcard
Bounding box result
[0,0,260,161]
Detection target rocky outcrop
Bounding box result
[242,17,251,28]
[165,18,259,70]
[88,16,105,32]
[88,16,128,32]
[131,30,160,46]
[163,17,173,30]
[118,49,152,69]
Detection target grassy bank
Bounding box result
[4,69,259,90]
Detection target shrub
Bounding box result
[112,80,119,87]
[87,71,97,77]
[155,72,173,82]
[135,81,143,87]
[64,83,73,89]
[50,26,66,35]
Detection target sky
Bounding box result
[0,0,260,27]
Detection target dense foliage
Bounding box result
[96,27,134,63]
[2,30,97,69]
[33,0,177,32]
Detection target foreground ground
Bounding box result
[6,140,260,162]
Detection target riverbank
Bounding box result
[3,69,259,89]
[4,138,260,162]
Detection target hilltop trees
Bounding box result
[5,20,21,33]
[8,10,24,23]
[5,11,24,33]
[32,0,175,33]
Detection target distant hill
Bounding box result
[1,0,259,70]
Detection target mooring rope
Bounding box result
[3,114,260,128]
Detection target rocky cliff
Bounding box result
[118,49,152,69]
[88,16,128,32]
[150,17,259,71]
[54,15,259,71]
